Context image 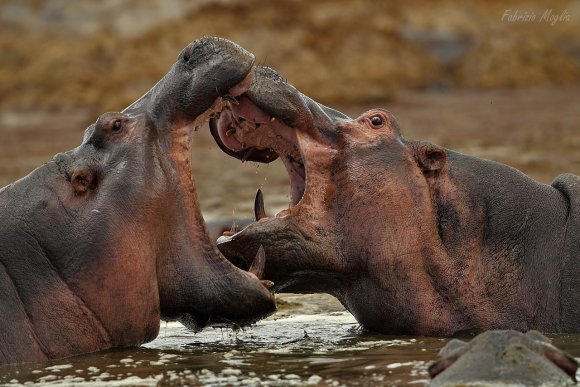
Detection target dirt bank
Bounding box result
[0,0,578,114]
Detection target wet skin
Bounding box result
[0,37,275,365]
[214,66,580,336]
[428,330,578,386]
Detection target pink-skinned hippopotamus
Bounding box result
[0,37,275,365]
[213,66,580,336]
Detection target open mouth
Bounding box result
[210,95,307,218]
[168,69,277,329]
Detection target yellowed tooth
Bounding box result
[261,280,274,289]
[270,116,276,122]
[226,127,236,137]
[223,95,240,105]
[249,245,266,280]
[254,188,268,221]
[225,100,234,111]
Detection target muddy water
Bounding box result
[0,86,579,385]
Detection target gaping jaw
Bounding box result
[130,38,277,331]
[211,94,307,212]
[210,67,353,293]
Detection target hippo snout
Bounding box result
[178,270,276,332]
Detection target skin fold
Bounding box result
[0,37,276,365]
[214,66,580,336]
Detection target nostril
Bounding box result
[182,48,191,63]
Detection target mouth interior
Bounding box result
[213,96,306,213]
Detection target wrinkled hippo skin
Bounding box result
[0,37,275,365]
[214,66,580,336]
[429,330,578,386]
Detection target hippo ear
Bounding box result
[428,340,468,379]
[540,343,579,381]
[415,143,447,175]
[71,166,98,195]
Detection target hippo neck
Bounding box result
[329,151,463,335]
[429,150,570,332]
[0,163,114,363]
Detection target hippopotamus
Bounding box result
[428,330,578,386]
[0,37,275,365]
[213,66,580,336]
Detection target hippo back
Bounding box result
[554,173,580,331]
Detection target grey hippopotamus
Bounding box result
[0,37,275,365]
[428,330,578,386]
[213,66,580,336]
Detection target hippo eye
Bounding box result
[370,115,383,128]
[111,119,122,132]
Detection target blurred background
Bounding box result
[0,3,578,384]
[0,0,579,217]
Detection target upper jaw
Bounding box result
[123,36,256,126]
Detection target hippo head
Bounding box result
[212,67,454,332]
[0,38,275,363]
[428,330,578,386]
[212,67,350,291]
[70,38,276,332]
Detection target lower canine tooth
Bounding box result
[249,245,266,279]
[226,127,236,137]
[254,188,268,221]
